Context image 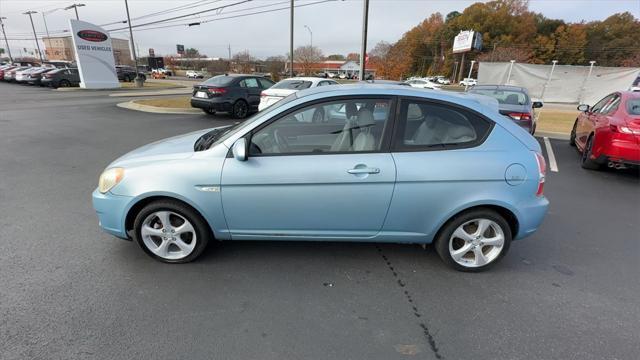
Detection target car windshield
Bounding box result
[199,92,299,150]
[271,80,312,90]
[470,88,529,105]
[627,99,640,115]
[203,75,234,86]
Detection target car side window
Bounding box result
[249,98,393,156]
[240,78,260,88]
[599,94,620,115]
[258,78,274,89]
[590,95,613,113]
[392,100,492,151]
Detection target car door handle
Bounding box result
[347,167,380,174]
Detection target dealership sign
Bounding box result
[69,19,119,89]
[453,30,475,53]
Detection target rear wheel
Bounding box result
[58,79,70,88]
[133,200,211,263]
[569,120,578,146]
[435,209,511,272]
[581,135,601,170]
[232,99,249,119]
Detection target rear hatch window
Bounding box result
[202,75,234,87]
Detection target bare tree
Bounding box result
[293,45,323,76]
[232,50,255,73]
[265,55,286,81]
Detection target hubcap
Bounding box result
[235,102,247,117]
[449,218,505,268]
[141,211,197,260]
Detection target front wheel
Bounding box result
[435,209,512,272]
[569,120,577,147]
[133,200,211,263]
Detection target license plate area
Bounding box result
[196,91,208,98]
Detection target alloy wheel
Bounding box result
[448,218,505,268]
[140,211,197,260]
[234,101,248,118]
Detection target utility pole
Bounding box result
[359,0,369,81]
[289,0,294,77]
[42,13,50,38]
[228,43,231,72]
[64,4,85,20]
[124,0,142,87]
[0,17,13,63]
[23,11,43,62]
[457,52,466,83]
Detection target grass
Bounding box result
[536,109,577,134]
[120,81,184,89]
[135,96,191,108]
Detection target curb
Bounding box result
[54,84,186,93]
[117,100,202,115]
[535,131,570,140]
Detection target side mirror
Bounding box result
[532,101,543,109]
[232,138,248,161]
[577,104,590,112]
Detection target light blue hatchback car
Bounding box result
[93,84,548,271]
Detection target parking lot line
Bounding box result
[543,137,559,172]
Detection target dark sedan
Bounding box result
[468,85,542,134]
[41,68,80,88]
[190,74,275,118]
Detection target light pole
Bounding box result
[359,0,369,81]
[540,59,557,101]
[304,25,312,49]
[23,11,43,62]
[64,4,85,20]
[0,17,13,63]
[505,59,516,84]
[465,60,476,91]
[124,0,142,87]
[289,0,294,77]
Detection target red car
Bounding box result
[570,91,640,170]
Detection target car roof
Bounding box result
[280,77,330,82]
[471,84,528,92]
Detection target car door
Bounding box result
[220,96,397,240]
[239,77,263,109]
[577,95,612,148]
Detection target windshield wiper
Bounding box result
[193,124,239,152]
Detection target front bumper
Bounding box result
[190,97,232,112]
[92,188,133,239]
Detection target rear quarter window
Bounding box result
[627,99,640,115]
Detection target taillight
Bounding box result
[207,87,226,95]
[610,124,639,135]
[260,91,267,98]
[509,112,532,121]
[534,152,546,197]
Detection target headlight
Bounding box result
[98,168,125,193]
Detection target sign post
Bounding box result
[69,19,119,89]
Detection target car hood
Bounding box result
[108,128,216,167]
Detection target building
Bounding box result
[285,60,376,78]
[43,36,133,65]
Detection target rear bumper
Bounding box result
[92,188,133,239]
[190,97,232,112]
[595,134,640,164]
[514,196,549,240]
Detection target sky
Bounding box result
[1,0,639,59]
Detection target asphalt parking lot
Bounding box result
[1,82,639,360]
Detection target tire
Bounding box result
[202,108,216,115]
[232,99,249,119]
[569,120,578,147]
[581,135,601,170]
[58,79,70,88]
[434,209,512,272]
[133,200,211,263]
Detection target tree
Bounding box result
[265,55,286,81]
[369,41,393,78]
[346,53,360,62]
[293,46,323,75]
[325,54,345,61]
[232,50,255,73]
[185,48,204,58]
[554,24,587,65]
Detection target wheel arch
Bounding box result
[124,194,215,238]
[433,204,519,243]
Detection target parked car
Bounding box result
[3,66,29,82]
[405,78,442,90]
[190,74,275,118]
[186,70,205,79]
[26,67,58,86]
[116,65,146,82]
[258,77,338,111]
[41,68,80,88]
[468,85,542,134]
[362,80,411,86]
[153,68,173,76]
[0,65,18,81]
[570,91,640,170]
[435,76,451,85]
[93,84,549,271]
[460,78,477,87]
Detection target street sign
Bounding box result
[69,19,119,89]
[453,30,475,54]
[148,48,155,57]
[176,44,184,55]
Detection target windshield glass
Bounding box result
[627,98,640,115]
[203,75,234,86]
[207,92,299,148]
[469,88,529,105]
[272,80,312,90]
